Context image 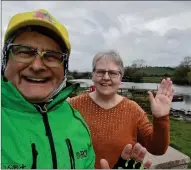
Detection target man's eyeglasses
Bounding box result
[7,43,68,68]
[94,69,121,78]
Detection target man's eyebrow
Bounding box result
[22,45,61,52]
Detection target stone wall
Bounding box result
[144,146,190,169]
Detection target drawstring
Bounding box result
[31,143,38,169]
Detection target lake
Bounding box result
[70,79,191,113]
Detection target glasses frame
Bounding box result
[93,69,121,78]
[7,43,68,68]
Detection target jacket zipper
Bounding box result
[36,104,57,169]
[66,138,75,169]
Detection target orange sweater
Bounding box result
[69,93,170,169]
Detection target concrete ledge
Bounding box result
[144,146,190,169]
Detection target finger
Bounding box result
[121,144,133,160]
[166,86,174,99]
[166,77,171,82]
[136,147,147,162]
[130,143,142,159]
[156,79,165,95]
[164,78,173,95]
[148,91,155,105]
[158,78,172,95]
[165,81,173,97]
[161,79,169,95]
[100,159,110,169]
[143,159,152,169]
[168,88,175,101]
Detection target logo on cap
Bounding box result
[33,11,54,24]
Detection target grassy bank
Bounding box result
[138,67,175,76]
[143,76,162,83]
[148,115,191,168]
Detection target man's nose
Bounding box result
[29,55,47,72]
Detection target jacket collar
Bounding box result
[1,77,79,113]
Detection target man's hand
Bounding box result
[100,143,152,169]
[148,77,174,118]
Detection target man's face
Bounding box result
[4,31,65,103]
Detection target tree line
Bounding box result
[67,56,191,86]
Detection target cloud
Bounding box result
[2,1,191,71]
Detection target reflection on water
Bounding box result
[171,95,191,113]
[71,79,191,112]
[184,95,191,104]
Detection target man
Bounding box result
[1,9,152,169]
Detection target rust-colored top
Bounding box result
[69,93,170,169]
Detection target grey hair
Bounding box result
[92,50,124,76]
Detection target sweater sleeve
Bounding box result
[136,103,170,155]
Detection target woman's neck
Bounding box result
[89,91,123,110]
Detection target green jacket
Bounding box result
[1,79,95,169]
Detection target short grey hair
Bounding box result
[92,50,124,76]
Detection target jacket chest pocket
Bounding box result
[65,138,89,169]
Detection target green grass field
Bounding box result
[143,77,162,83]
[138,67,175,76]
[135,67,175,83]
[169,118,191,168]
[148,115,191,168]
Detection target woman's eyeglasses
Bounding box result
[94,69,121,78]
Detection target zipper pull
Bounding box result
[34,104,47,113]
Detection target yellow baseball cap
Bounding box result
[4,9,71,55]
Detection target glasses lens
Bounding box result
[108,70,120,78]
[10,45,36,63]
[95,69,120,78]
[43,51,64,67]
[95,70,106,77]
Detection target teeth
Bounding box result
[26,77,46,82]
[101,84,109,86]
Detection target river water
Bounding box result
[70,79,191,113]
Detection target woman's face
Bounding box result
[92,59,122,97]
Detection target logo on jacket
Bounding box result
[33,11,54,24]
[1,163,26,169]
[76,149,87,159]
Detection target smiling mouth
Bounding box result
[100,83,111,87]
[23,76,49,83]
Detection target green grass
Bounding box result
[148,115,191,168]
[138,67,175,76]
[143,77,162,83]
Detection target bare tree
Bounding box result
[131,59,146,68]
[180,56,191,67]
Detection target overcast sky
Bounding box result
[2,1,191,71]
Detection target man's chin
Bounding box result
[22,93,51,103]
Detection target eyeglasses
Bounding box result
[7,43,68,68]
[94,69,121,78]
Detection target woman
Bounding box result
[69,50,174,169]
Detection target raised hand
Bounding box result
[148,77,174,118]
[100,143,152,169]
